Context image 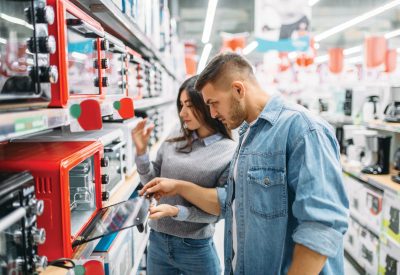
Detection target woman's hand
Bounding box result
[139,177,182,199]
[131,119,155,155]
[149,204,179,220]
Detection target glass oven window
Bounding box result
[0,0,38,99]
[66,13,99,95]
[106,52,125,95]
[127,62,139,98]
[69,156,97,237]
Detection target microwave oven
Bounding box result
[47,0,105,108]
[103,117,143,177]
[0,141,106,260]
[0,0,58,106]
[126,47,144,100]
[0,171,47,273]
[13,128,126,198]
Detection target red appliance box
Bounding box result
[47,0,106,107]
[0,141,105,260]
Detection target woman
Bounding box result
[132,75,236,275]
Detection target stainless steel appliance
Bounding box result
[0,171,47,273]
[362,135,392,175]
[0,0,57,105]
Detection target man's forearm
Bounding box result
[176,180,220,216]
[287,244,327,275]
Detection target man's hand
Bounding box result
[148,204,179,220]
[139,177,182,199]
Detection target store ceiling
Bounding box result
[171,0,400,59]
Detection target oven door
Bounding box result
[65,12,102,97]
[72,194,152,248]
[127,55,143,100]
[103,37,127,97]
[0,0,56,103]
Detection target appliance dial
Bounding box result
[101,175,110,185]
[34,255,48,270]
[102,192,110,201]
[29,199,44,216]
[13,230,23,245]
[101,156,110,167]
[32,228,46,245]
[25,6,55,24]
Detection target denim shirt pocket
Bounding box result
[247,167,287,219]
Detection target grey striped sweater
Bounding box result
[135,132,236,239]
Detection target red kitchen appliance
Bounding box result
[0,0,57,107]
[47,0,105,108]
[126,47,144,100]
[0,141,106,260]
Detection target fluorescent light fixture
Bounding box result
[197,43,213,74]
[346,55,363,64]
[243,41,259,55]
[0,13,33,30]
[314,43,320,50]
[0,37,6,44]
[201,0,218,44]
[309,0,320,6]
[385,28,400,39]
[343,45,362,55]
[314,0,400,42]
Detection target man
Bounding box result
[139,53,349,275]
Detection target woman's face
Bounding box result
[179,90,202,131]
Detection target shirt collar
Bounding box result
[192,131,223,146]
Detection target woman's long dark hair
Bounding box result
[167,75,231,152]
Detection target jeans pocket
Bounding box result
[182,237,211,248]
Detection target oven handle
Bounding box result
[104,140,126,153]
[66,19,104,38]
[0,208,26,232]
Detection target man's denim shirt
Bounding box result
[216,95,349,275]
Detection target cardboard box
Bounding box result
[379,236,400,275]
[359,226,380,274]
[383,191,400,244]
[345,217,361,260]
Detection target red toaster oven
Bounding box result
[126,47,144,100]
[0,141,107,260]
[47,0,106,108]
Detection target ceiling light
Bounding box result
[314,0,400,42]
[243,41,259,55]
[343,45,362,55]
[385,29,400,39]
[314,43,320,50]
[197,43,213,74]
[201,0,218,44]
[346,55,363,64]
[309,0,320,6]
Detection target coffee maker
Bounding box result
[363,95,380,122]
[384,86,400,123]
[353,130,379,167]
[362,136,392,175]
[392,148,400,183]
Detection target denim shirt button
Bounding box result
[264,177,270,185]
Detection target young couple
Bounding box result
[132,53,349,275]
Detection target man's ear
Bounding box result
[232,81,245,99]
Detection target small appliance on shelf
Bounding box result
[392,148,400,184]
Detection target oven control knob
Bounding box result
[123,167,127,174]
[101,174,110,185]
[27,36,56,54]
[25,6,55,25]
[34,255,48,270]
[30,66,58,84]
[101,156,109,167]
[94,77,109,87]
[15,258,25,271]
[93,59,110,69]
[29,199,44,216]
[13,230,23,244]
[118,81,127,89]
[102,192,110,201]
[122,154,126,161]
[101,39,110,51]
[32,228,46,245]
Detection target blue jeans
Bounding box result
[147,230,221,275]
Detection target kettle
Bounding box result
[384,102,400,123]
[363,95,380,122]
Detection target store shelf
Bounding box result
[0,108,69,142]
[135,97,175,111]
[131,229,150,275]
[69,0,179,81]
[341,155,400,194]
[102,171,140,207]
[39,266,68,275]
[363,119,400,133]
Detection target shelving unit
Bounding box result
[363,120,400,134]
[135,97,175,111]
[69,0,180,82]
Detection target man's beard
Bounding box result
[227,96,245,129]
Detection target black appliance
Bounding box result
[389,207,400,235]
[386,254,398,275]
[362,135,392,175]
[343,89,353,116]
[384,102,400,123]
[392,148,400,184]
[0,171,47,274]
[335,126,346,154]
[0,0,57,104]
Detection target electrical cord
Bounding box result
[48,258,75,270]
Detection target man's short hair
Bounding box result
[195,52,254,91]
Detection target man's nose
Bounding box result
[210,106,218,118]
